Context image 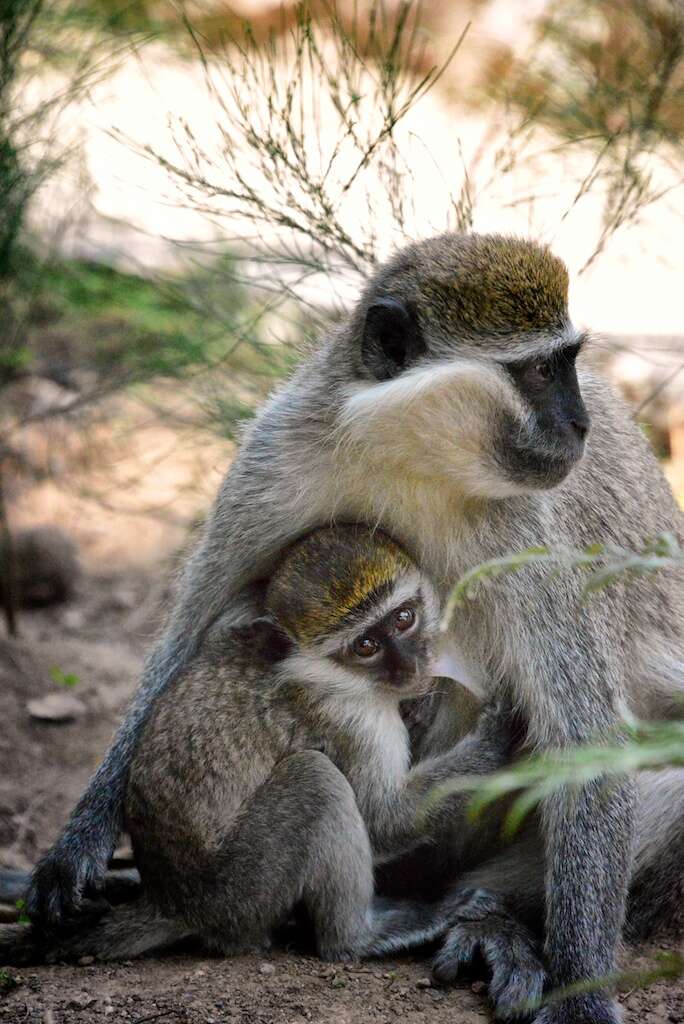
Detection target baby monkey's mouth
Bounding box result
[381,667,433,697]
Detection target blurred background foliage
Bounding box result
[0,0,683,569]
[483,0,684,145]
[480,0,684,271]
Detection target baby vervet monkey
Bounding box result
[0,525,514,965]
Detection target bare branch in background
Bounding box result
[481,0,684,269]
[135,2,468,310]
[0,462,19,635]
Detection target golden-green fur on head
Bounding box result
[363,233,570,352]
[437,235,568,336]
[265,525,414,647]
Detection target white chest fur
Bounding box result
[322,691,411,819]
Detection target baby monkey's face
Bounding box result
[265,526,440,702]
[333,595,430,695]
[303,570,440,700]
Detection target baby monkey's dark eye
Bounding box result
[353,636,381,658]
[534,361,554,381]
[394,607,416,632]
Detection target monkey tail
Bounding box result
[0,870,29,905]
[0,901,191,965]
[361,897,449,957]
[0,867,142,908]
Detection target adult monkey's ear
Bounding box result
[361,297,426,381]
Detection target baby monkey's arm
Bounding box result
[369,696,515,859]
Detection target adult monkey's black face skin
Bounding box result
[499,339,590,488]
[359,287,590,492]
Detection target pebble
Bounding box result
[27,692,86,723]
[416,977,432,989]
[258,962,276,975]
[67,992,95,1009]
[61,608,86,630]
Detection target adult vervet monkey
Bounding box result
[29,234,684,1024]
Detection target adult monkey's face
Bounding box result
[338,233,590,499]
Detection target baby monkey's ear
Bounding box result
[361,297,425,381]
[250,617,295,662]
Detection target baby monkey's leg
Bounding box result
[0,752,375,964]
[201,750,375,961]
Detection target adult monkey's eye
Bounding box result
[352,636,381,658]
[394,607,416,632]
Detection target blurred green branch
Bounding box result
[432,716,684,838]
[510,950,683,1018]
[443,533,683,629]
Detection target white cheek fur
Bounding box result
[277,649,411,801]
[335,358,529,501]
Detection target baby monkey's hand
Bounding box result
[473,693,526,766]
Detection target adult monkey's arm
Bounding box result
[513,592,635,1024]
[27,389,331,927]
[27,639,177,926]
[536,777,635,1024]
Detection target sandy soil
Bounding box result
[0,556,682,1024]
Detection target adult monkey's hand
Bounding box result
[27,830,111,929]
[25,656,165,930]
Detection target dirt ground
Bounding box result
[0,554,681,1024]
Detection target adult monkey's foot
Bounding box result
[432,887,545,1021]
